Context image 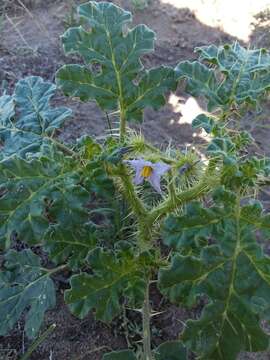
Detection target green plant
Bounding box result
[1,2,270,360]
[131,0,149,11]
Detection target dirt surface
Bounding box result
[1,0,270,359]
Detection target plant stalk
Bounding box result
[120,109,126,142]
[20,324,56,360]
[142,280,153,360]
[118,165,147,220]
[148,159,219,226]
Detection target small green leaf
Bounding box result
[15,76,71,135]
[0,249,56,339]
[192,113,215,134]
[103,350,137,360]
[207,137,235,156]
[84,160,115,198]
[177,43,270,111]
[155,341,187,360]
[76,135,102,160]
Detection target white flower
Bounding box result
[124,158,171,194]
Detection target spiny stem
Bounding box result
[118,165,147,220]
[167,172,177,205]
[148,160,219,226]
[142,280,153,360]
[148,179,210,226]
[120,109,126,142]
[118,165,154,250]
[106,29,126,142]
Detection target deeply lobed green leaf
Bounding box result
[159,195,270,359]
[176,42,270,111]
[44,223,97,269]
[0,145,89,249]
[0,76,71,158]
[65,244,146,322]
[56,1,177,122]
[0,249,56,339]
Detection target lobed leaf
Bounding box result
[56,1,177,122]
[175,61,224,111]
[159,198,270,359]
[192,113,215,134]
[0,146,89,249]
[0,249,56,339]
[0,76,71,158]
[162,201,227,254]
[44,223,97,269]
[65,246,146,322]
[177,43,270,111]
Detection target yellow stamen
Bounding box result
[141,166,153,178]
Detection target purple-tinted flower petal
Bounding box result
[153,162,171,176]
[124,159,147,185]
[134,171,144,185]
[124,159,151,172]
[123,159,143,169]
[148,173,162,193]
[124,159,169,193]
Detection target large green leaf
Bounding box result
[0,145,89,249]
[159,198,270,359]
[0,94,15,126]
[0,249,56,339]
[0,76,71,158]
[155,341,187,360]
[44,223,97,269]
[56,1,177,122]
[176,43,270,111]
[197,42,270,75]
[162,201,228,254]
[65,246,146,322]
[175,61,225,111]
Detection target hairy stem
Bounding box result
[148,159,219,226]
[120,110,126,142]
[106,30,126,142]
[148,179,211,226]
[118,165,153,250]
[119,165,147,220]
[142,280,153,360]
